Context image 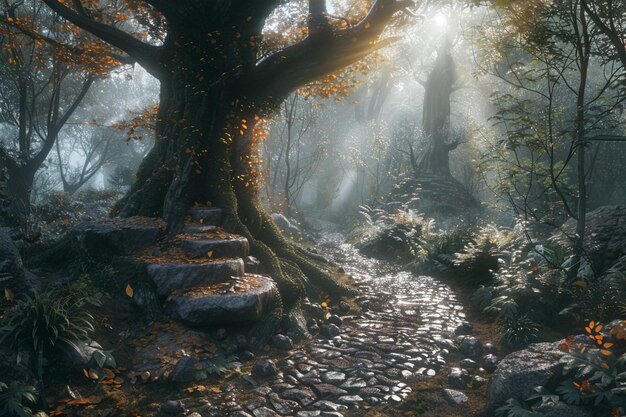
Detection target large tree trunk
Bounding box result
[112,29,353,317]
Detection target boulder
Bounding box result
[166,275,279,326]
[270,213,302,240]
[0,228,39,298]
[442,389,468,405]
[561,205,626,273]
[458,336,483,359]
[252,360,278,378]
[486,341,565,410]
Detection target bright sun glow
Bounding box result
[433,12,448,29]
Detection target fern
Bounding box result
[205,355,241,376]
[495,399,542,417]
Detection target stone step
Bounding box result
[183,225,219,235]
[72,217,166,256]
[165,274,278,326]
[181,236,249,259]
[146,258,245,298]
[188,207,224,226]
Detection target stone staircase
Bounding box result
[146,207,277,326]
[71,208,278,327]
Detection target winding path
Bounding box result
[211,227,467,417]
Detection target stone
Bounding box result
[161,400,185,415]
[454,322,473,335]
[486,341,566,410]
[281,388,317,406]
[312,383,348,398]
[71,217,165,257]
[320,324,341,339]
[326,315,343,327]
[166,274,279,326]
[338,301,350,313]
[442,389,468,405]
[170,356,198,382]
[252,360,279,378]
[472,375,487,387]
[268,393,298,415]
[448,368,470,389]
[484,343,497,354]
[270,213,302,240]
[483,354,498,373]
[336,395,363,405]
[321,371,346,384]
[231,412,254,417]
[296,412,321,417]
[458,336,483,359]
[147,259,245,297]
[311,401,346,412]
[65,340,108,368]
[252,407,281,417]
[272,334,294,350]
[459,358,479,370]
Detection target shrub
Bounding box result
[499,313,540,347]
[0,381,38,417]
[0,290,98,384]
[454,224,525,285]
[75,188,121,204]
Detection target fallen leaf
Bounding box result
[125,284,134,298]
[4,288,13,302]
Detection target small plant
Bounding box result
[206,355,241,376]
[0,290,98,390]
[0,381,38,417]
[499,313,539,347]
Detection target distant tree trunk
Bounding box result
[568,4,591,282]
[415,36,458,176]
[5,163,37,215]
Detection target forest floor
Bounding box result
[42,221,504,417]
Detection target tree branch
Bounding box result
[248,0,412,101]
[40,0,163,75]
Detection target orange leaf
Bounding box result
[600,349,612,356]
[603,342,614,348]
[125,284,134,298]
[595,324,603,332]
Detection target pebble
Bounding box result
[442,389,468,404]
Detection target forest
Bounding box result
[0,0,625,416]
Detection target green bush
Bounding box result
[0,381,38,417]
[0,289,98,384]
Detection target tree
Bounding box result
[263,93,326,217]
[39,0,412,308]
[477,0,626,279]
[413,35,459,176]
[0,0,121,217]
